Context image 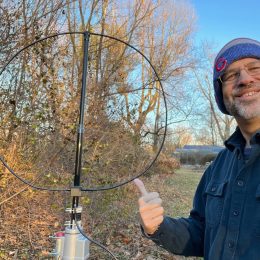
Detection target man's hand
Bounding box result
[134,178,164,235]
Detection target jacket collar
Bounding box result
[225,127,246,152]
[225,127,260,152]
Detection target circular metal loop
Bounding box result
[0,31,168,191]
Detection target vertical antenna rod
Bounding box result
[72,31,90,213]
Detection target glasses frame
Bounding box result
[218,59,260,85]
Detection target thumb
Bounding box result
[134,178,148,196]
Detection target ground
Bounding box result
[88,166,204,260]
[0,167,204,259]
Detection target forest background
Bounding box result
[0,0,253,259]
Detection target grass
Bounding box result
[163,167,203,217]
[83,166,204,260]
[0,166,204,260]
[138,166,204,260]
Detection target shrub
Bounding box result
[179,151,218,165]
[153,153,180,174]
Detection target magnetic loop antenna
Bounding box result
[0,31,167,191]
[0,31,167,258]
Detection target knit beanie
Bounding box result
[213,38,260,114]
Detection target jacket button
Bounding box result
[211,187,216,192]
[233,210,239,216]
[237,180,244,187]
[228,241,234,248]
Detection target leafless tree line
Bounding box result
[0,0,236,258]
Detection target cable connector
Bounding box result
[70,186,82,197]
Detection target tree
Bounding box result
[0,0,198,257]
[192,41,235,145]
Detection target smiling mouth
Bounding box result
[241,91,258,97]
[236,90,260,98]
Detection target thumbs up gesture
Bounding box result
[134,178,164,235]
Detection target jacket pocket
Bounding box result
[205,182,227,227]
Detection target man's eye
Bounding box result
[223,72,237,81]
[248,65,260,73]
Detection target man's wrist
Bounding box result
[140,220,164,238]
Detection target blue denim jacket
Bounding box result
[147,128,260,260]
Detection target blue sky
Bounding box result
[190,0,260,51]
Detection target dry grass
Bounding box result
[0,166,204,259]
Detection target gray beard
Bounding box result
[225,99,260,119]
[224,83,260,119]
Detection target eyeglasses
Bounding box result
[219,60,260,85]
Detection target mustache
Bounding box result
[233,82,260,95]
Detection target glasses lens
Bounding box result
[219,60,260,84]
[221,72,237,83]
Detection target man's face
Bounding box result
[222,58,260,120]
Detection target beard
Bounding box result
[224,83,260,119]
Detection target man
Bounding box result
[135,38,260,260]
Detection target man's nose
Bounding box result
[237,69,254,86]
